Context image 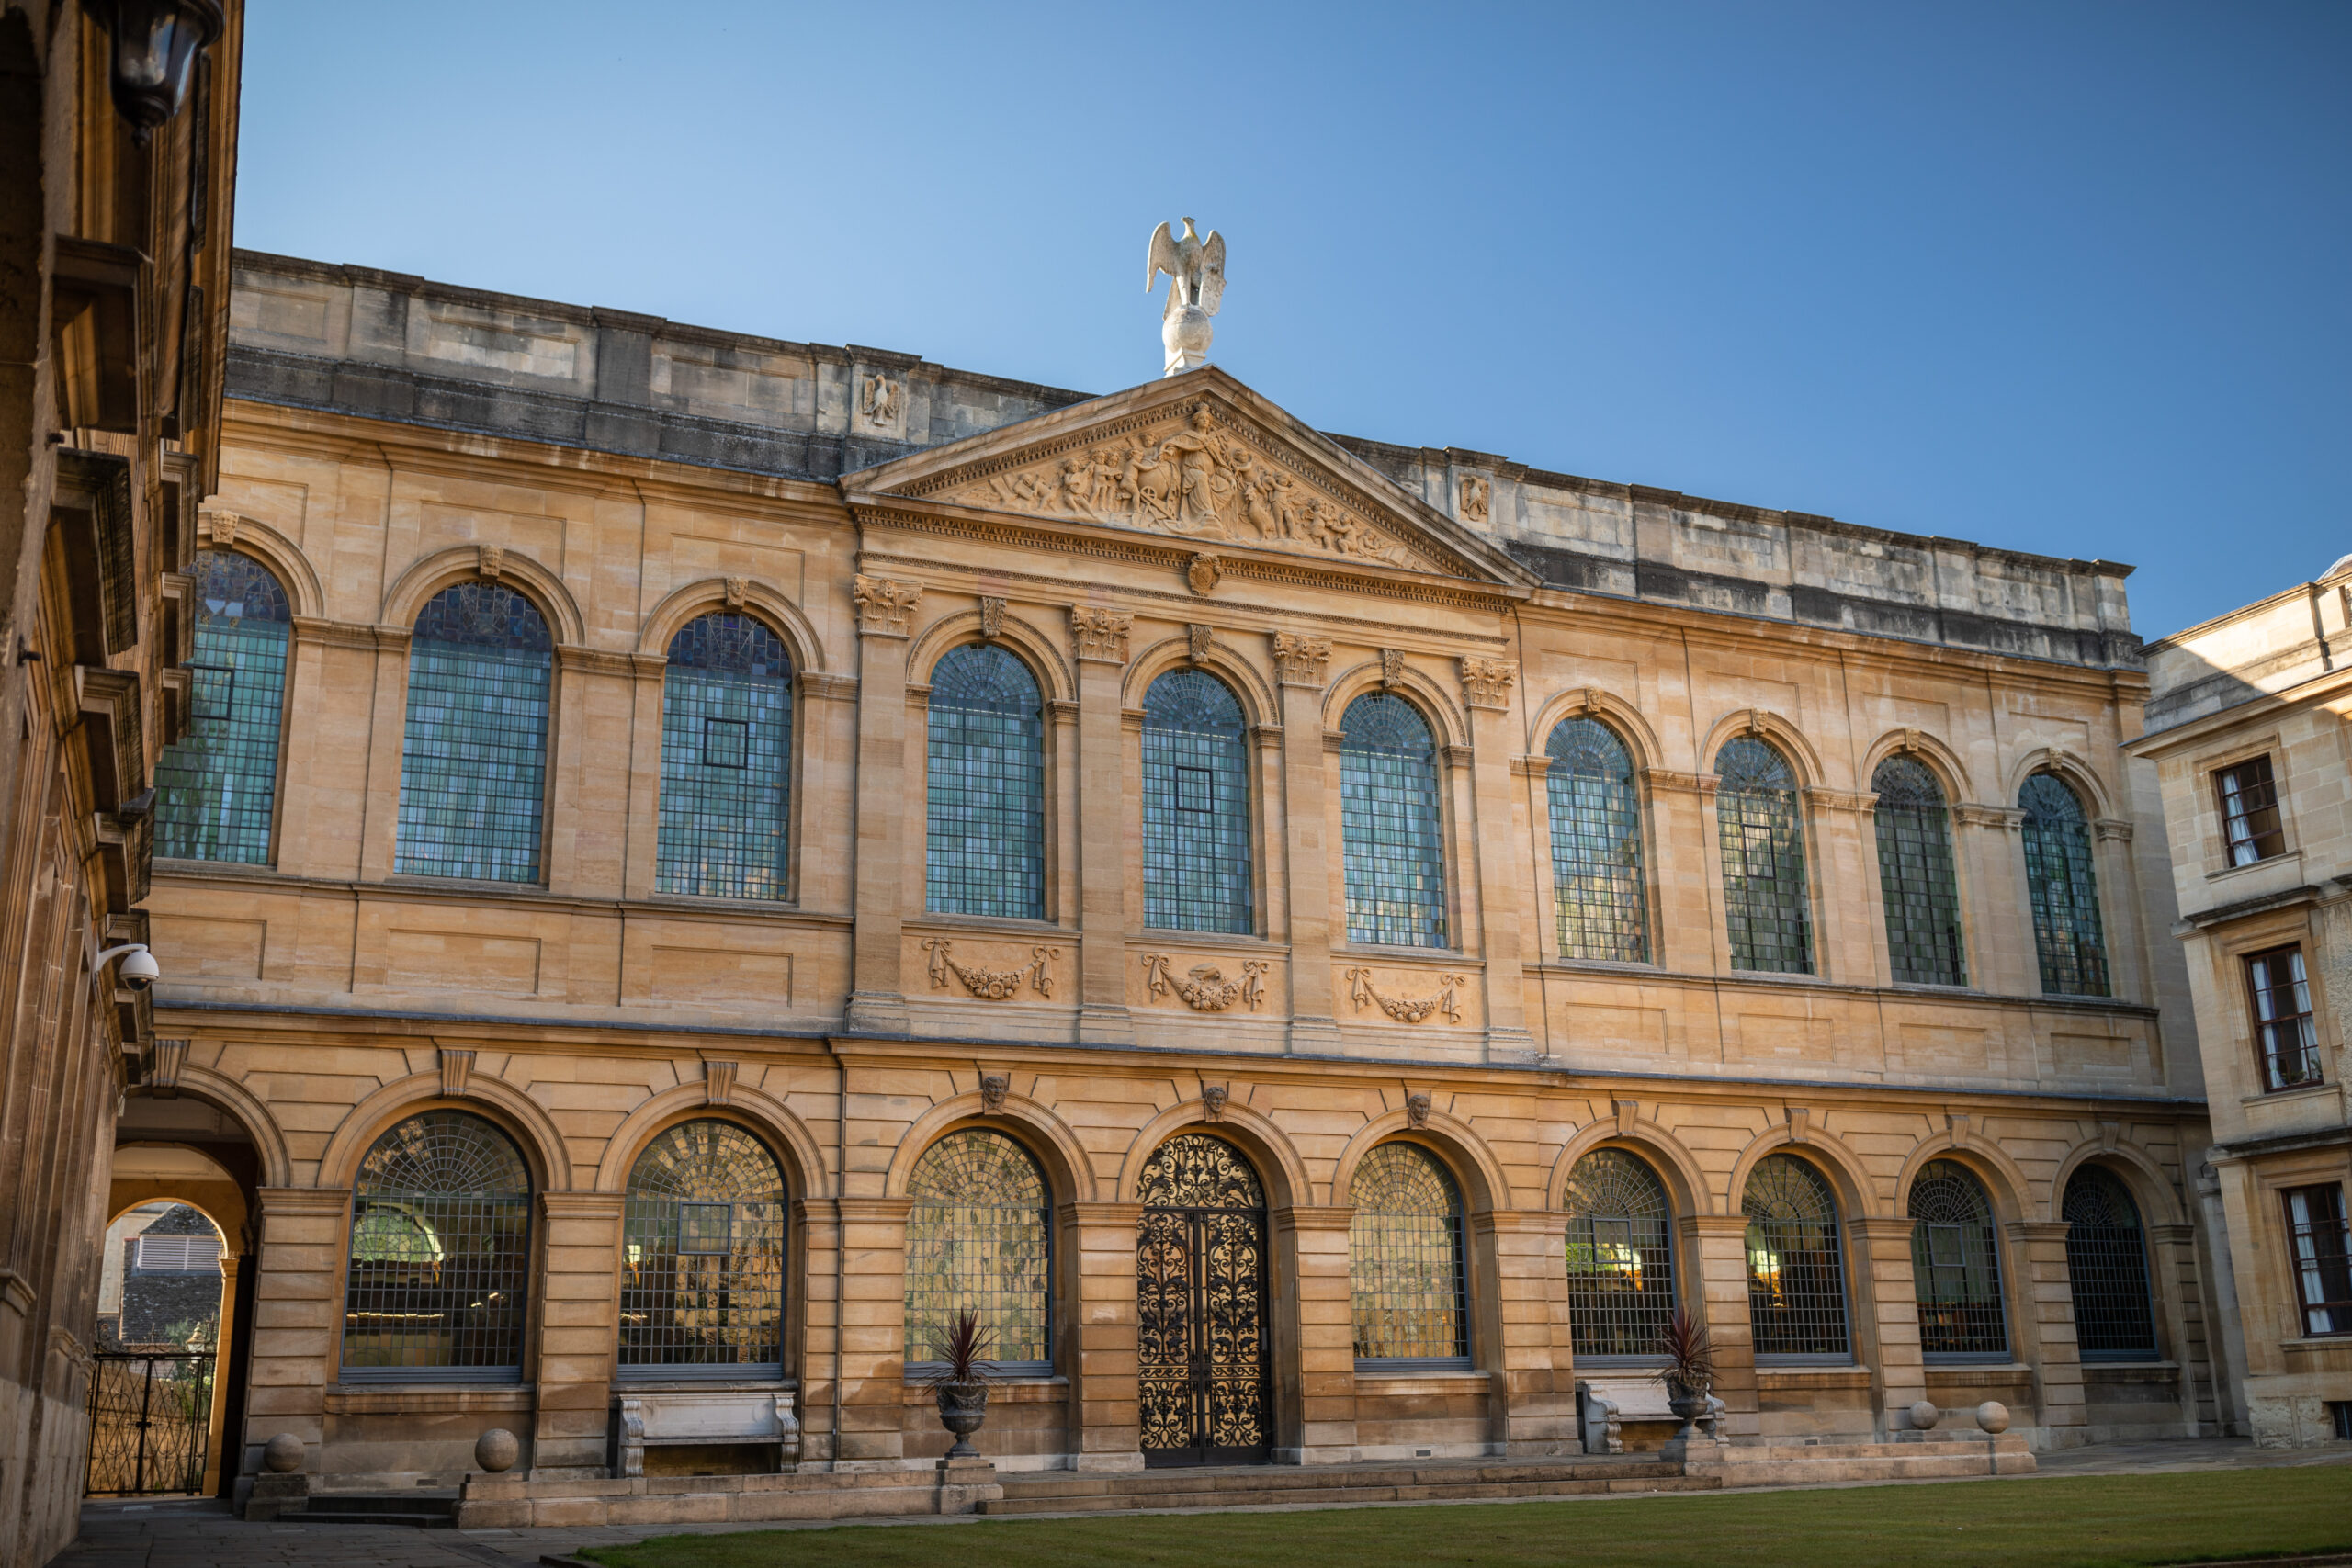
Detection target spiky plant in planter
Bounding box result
[925,1308,997,1459]
[1652,1306,1716,1441]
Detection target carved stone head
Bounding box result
[1405,1090,1432,1128]
[979,1073,1011,1115]
[1201,1084,1229,1121]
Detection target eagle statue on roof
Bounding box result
[1146,216,1226,378]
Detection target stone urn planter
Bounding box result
[925,1307,998,1461]
[935,1383,990,1459]
[1655,1306,1717,1444]
[1664,1379,1711,1443]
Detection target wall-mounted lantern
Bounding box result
[82,0,223,140]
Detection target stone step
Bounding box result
[983,1461,1713,1516]
[298,1494,459,1529]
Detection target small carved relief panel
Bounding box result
[1341,965,1474,1025]
[1458,656,1515,710]
[1069,605,1134,664]
[1270,632,1331,687]
[1141,953,1267,1012]
[857,372,905,434]
[1456,475,1489,524]
[921,938,1059,1000]
[853,574,922,637]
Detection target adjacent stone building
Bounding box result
[133,249,2235,1506]
[2128,558,2352,1448]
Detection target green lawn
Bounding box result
[581,1467,2352,1568]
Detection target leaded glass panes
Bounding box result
[1141,671,1251,933]
[1545,718,1648,963]
[1564,1149,1675,1359]
[619,1121,786,1377]
[2020,773,2109,997]
[1717,738,1812,974]
[394,582,552,883]
[926,645,1046,920]
[154,551,290,863]
[1340,694,1447,949]
[2062,1168,2157,1360]
[1744,1154,1849,1360]
[343,1111,530,1381]
[2248,945,2323,1091]
[904,1130,1051,1369]
[1909,1160,2007,1359]
[1872,755,1966,987]
[2285,1184,2352,1337]
[1348,1143,1468,1363]
[656,614,792,900]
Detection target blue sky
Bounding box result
[233,2,2348,639]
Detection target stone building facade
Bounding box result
[2129,558,2352,1448]
[138,250,2233,1498]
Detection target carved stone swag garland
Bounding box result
[922,939,1059,1000]
[1141,953,1267,1012]
[1343,966,1471,1024]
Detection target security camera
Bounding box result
[96,942,160,993]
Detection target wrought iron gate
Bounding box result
[85,1351,214,1496]
[1136,1134,1271,1467]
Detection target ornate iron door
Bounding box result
[85,1351,214,1496]
[1136,1134,1271,1467]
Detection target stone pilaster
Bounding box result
[1849,1213,1928,1437]
[1684,1214,1758,1438]
[1954,806,2034,997]
[1804,786,1878,984]
[242,1187,350,1474]
[1661,771,1724,976]
[619,652,668,901]
[2147,1220,2216,1436]
[532,1192,625,1477]
[795,1197,842,1467]
[1461,661,1533,1056]
[844,575,921,1032]
[1065,1201,1143,1471]
[2007,1218,2087,1446]
[1071,607,1134,1045]
[1479,1210,1576,1453]
[834,1196,913,1467]
[1272,634,1340,1050]
[1278,1204,1357,1462]
[352,629,413,881]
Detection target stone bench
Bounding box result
[611,1390,801,1478]
[1578,1376,1724,1454]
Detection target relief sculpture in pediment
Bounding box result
[934,404,1432,572]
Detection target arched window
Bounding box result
[2063,1168,2158,1360]
[1743,1154,1849,1360]
[1546,718,1648,963]
[343,1111,530,1381]
[1340,693,1446,948]
[619,1121,786,1378]
[1909,1160,2007,1359]
[1348,1143,1468,1365]
[1716,737,1812,974]
[154,550,292,863]
[1872,755,1965,987]
[2020,773,2109,996]
[395,581,553,883]
[904,1129,1051,1371]
[1563,1148,1675,1359]
[1141,669,1251,933]
[926,644,1046,919]
[656,613,793,899]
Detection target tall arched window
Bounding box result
[1717,737,1812,974]
[1340,693,1446,948]
[656,613,793,899]
[1546,718,1648,963]
[395,581,553,883]
[1872,755,1966,987]
[904,1129,1051,1371]
[1141,670,1251,933]
[2021,773,2109,996]
[343,1111,530,1381]
[1909,1159,2007,1359]
[2063,1167,2158,1360]
[1348,1143,1468,1365]
[155,550,293,864]
[1563,1148,1675,1359]
[926,644,1046,919]
[619,1121,786,1378]
[1743,1154,1849,1360]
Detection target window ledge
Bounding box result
[325,1384,533,1414]
[2243,1080,2335,1106]
[2281,1335,2352,1351]
[906,913,1069,938]
[1132,930,1286,952]
[1754,1364,1869,1389]
[1924,1360,2030,1375]
[1335,944,1477,964]
[615,1376,798,1393]
[2205,849,2302,884]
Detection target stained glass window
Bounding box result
[1717,738,1812,974]
[394,581,552,883]
[1564,1149,1675,1359]
[904,1130,1051,1370]
[2062,1168,2157,1360]
[656,614,793,900]
[154,550,290,863]
[619,1120,786,1377]
[1909,1160,2007,1359]
[1142,670,1251,933]
[1872,755,1966,987]
[1546,718,1648,963]
[1340,694,1447,949]
[927,645,1046,920]
[343,1111,530,1381]
[1744,1154,1849,1360]
[1349,1143,1468,1364]
[2020,773,2109,997]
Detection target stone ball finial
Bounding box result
[1907,1400,1940,1430]
[474,1427,519,1473]
[1974,1400,2010,1434]
[262,1433,304,1473]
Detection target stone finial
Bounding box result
[474,1428,519,1473]
[1270,632,1331,687]
[1146,217,1226,377]
[478,544,505,580]
[1907,1400,1940,1430]
[1187,623,1214,664]
[262,1434,304,1474]
[1201,1084,1228,1121]
[979,1072,1011,1114]
[1459,656,1515,710]
[1974,1401,2010,1435]
[439,1048,474,1100]
[1379,649,1407,690]
[1069,605,1134,664]
[1405,1090,1433,1129]
[1457,475,1489,524]
[704,1060,738,1107]
[1185,553,1222,594]
[723,575,748,609]
[852,574,922,637]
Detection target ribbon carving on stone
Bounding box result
[1142,953,1267,1012]
[1344,967,1469,1024]
[922,939,1058,1000]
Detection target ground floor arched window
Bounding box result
[2063,1168,2158,1359]
[903,1128,1052,1371]
[1564,1148,1676,1359]
[1348,1142,1468,1366]
[1743,1154,1849,1361]
[1909,1159,2007,1359]
[619,1120,786,1378]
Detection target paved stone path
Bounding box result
[62,1439,2352,1568]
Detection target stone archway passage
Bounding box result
[1136,1134,1272,1467]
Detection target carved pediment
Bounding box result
[846,369,1536,589]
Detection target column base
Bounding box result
[1078,1002,1135,1046]
[935,1456,1002,1513]
[1288,1015,1342,1053]
[1483,1026,1541,1061]
[842,991,909,1034]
